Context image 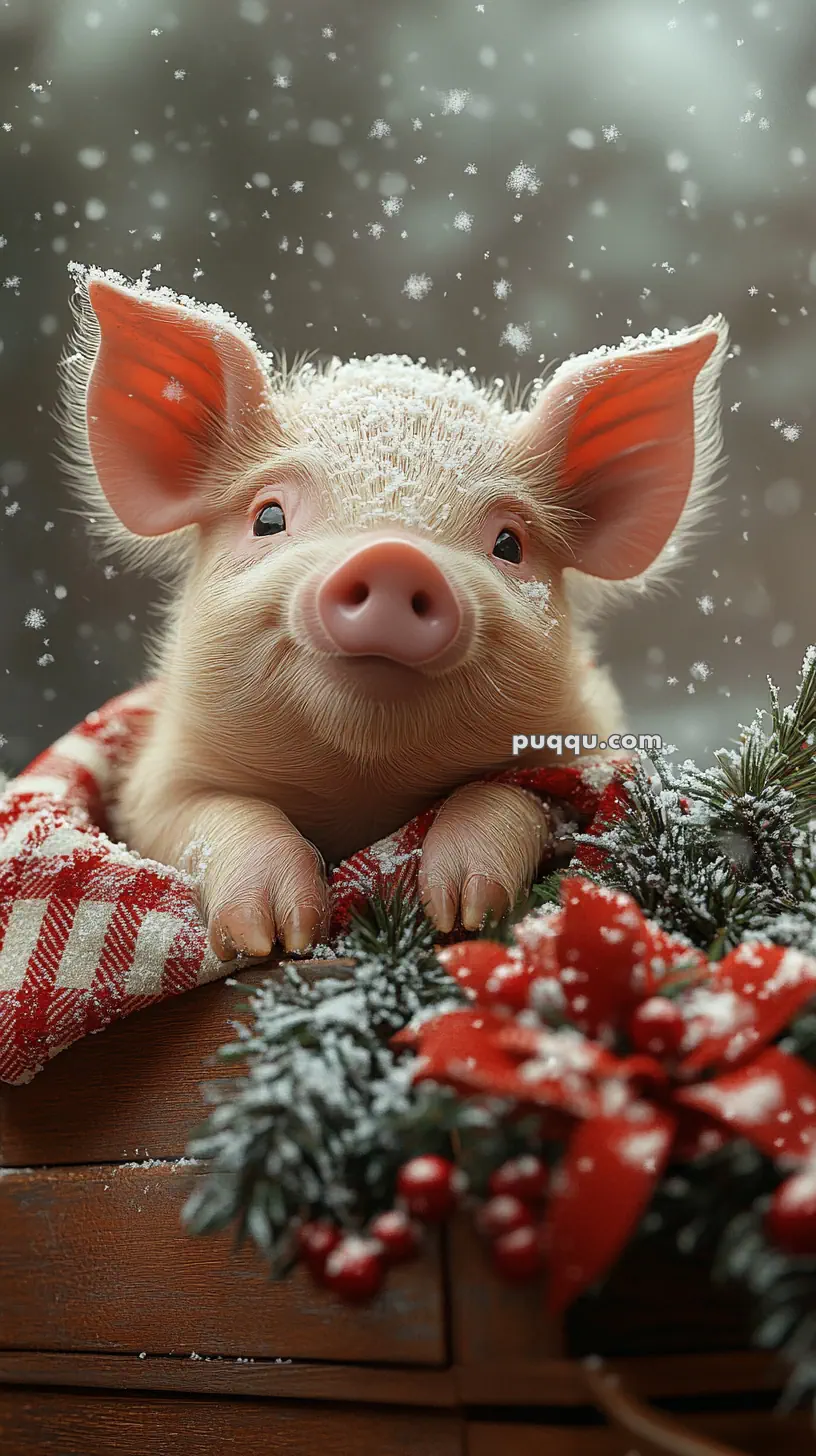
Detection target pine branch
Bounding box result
[572,650,816,955]
[706,647,816,827]
[714,1207,816,1414]
[182,891,466,1268]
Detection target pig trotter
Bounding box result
[171,795,329,963]
[418,782,554,934]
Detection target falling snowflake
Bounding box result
[368,119,391,139]
[493,278,511,299]
[161,377,185,402]
[602,123,620,142]
[290,180,304,193]
[174,69,187,80]
[402,272,433,300]
[505,162,540,196]
[772,419,802,442]
[273,73,291,88]
[441,88,470,115]
[464,162,478,175]
[697,596,715,615]
[24,608,47,629]
[382,196,403,217]
[500,322,532,355]
[367,222,384,238]
[453,210,473,231]
[690,661,711,681]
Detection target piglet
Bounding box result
[59,266,728,959]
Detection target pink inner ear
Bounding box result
[554,330,719,580]
[87,280,230,535]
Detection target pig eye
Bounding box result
[492,528,523,565]
[253,502,286,537]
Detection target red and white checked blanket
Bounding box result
[0,684,628,1084]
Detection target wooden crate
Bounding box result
[0,971,813,1455]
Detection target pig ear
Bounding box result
[516,317,729,581]
[81,274,273,536]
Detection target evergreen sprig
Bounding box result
[575,649,816,956]
[182,890,465,1269]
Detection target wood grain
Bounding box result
[454,1352,784,1407]
[448,1214,564,1366]
[0,970,275,1168]
[0,1162,446,1366]
[0,1390,464,1456]
[466,1413,815,1456]
[0,1350,785,1409]
[447,1218,752,1367]
[0,1351,458,1405]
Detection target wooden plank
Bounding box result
[0,1350,457,1406]
[466,1412,815,1456]
[0,1350,783,1410]
[454,1352,784,1407]
[448,1215,564,1366]
[0,969,274,1168]
[0,1162,446,1366]
[449,1218,752,1367]
[0,1390,464,1456]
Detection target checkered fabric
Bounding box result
[0,685,628,1084]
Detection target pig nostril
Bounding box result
[411,590,431,618]
[345,580,369,607]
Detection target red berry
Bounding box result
[323,1236,385,1304]
[629,997,685,1059]
[296,1220,341,1282]
[396,1155,465,1222]
[491,1225,545,1282]
[368,1209,421,1265]
[476,1194,533,1240]
[488,1154,549,1204]
[765,1173,816,1257]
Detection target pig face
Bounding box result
[59,266,728,803]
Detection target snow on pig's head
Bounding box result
[60,266,728,781]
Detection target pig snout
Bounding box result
[312,538,464,666]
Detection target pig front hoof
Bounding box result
[418,782,553,934]
[421,874,510,934]
[209,900,325,962]
[210,902,275,962]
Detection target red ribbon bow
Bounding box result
[394,876,816,1312]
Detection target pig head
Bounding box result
[59,265,728,957]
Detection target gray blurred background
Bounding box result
[0,0,814,775]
